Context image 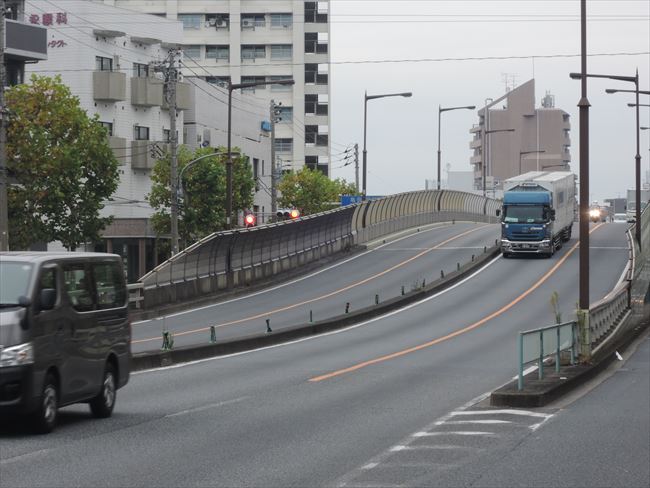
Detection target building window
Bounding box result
[253,158,259,181]
[241,76,266,92]
[268,76,293,91]
[6,60,24,86]
[305,63,328,85]
[133,62,149,78]
[305,155,318,171]
[183,45,202,60]
[241,14,266,29]
[206,13,229,29]
[99,122,113,136]
[134,126,150,141]
[305,95,329,116]
[275,138,293,153]
[163,129,171,143]
[271,44,292,60]
[305,125,327,146]
[205,45,230,60]
[96,56,113,71]
[277,106,293,124]
[6,1,22,21]
[270,13,292,28]
[205,76,230,87]
[241,45,266,60]
[304,1,328,23]
[305,32,328,54]
[178,14,202,30]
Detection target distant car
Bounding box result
[589,207,606,223]
[613,213,627,222]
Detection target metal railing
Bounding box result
[518,321,577,390]
[133,190,501,310]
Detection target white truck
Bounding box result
[500,171,576,258]
[626,188,650,222]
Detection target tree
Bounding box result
[5,75,120,250]
[147,146,254,248]
[278,167,358,215]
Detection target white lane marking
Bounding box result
[438,420,512,425]
[413,431,495,436]
[361,463,378,470]
[135,251,503,374]
[391,444,477,450]
[378,246,487,251]
[450,409,551,419]
[390,445,406,452]
[133,222,460,325]
[164,396,249,418]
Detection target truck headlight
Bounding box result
[589,209,600,218]
[0,342,34,368]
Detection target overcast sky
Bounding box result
[328,0,650,203]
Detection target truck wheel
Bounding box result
[33,373,58,434]
[90,363,116,418]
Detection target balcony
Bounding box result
[94,71,127,102]
[469,138,482,149]
[131,77,163,107]
[108,136,127,164]
[5,20,47,62]
[162,82,192,111]
[131,141,158,170]
[470,154,483,165]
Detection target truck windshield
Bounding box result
[503,205,546,224]
[0,262,33,306]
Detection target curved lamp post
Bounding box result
[437,104,475,190]
[362,91,412,200]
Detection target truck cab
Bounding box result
[500,191,555,256]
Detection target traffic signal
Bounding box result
[244,213,257,227]
[277,208,301,221]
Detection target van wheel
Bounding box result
[33,373,58,434]
[90,363,116,418]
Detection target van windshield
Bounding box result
[0,262,33,306]
[503,205,546,224]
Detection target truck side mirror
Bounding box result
[496,209,501,217]
[550,209,556,221]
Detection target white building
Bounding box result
[183,77,273,223]
[24,0,186,281]
[97,0,332,177]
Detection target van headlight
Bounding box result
[0,342,34,368]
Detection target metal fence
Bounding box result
[136,190,501,310]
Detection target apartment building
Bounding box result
[23,0,187,281]
[469,79,571,193]
[99,0,332,177]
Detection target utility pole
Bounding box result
[270,99,280,217]
[0,0,9,251]
[159,49,180,255]
[354,143,359,191]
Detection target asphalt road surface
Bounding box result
[1,222,641,488]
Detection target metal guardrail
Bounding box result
[127,282,144,309]
[130,190,501,310]
[518,321,577,390]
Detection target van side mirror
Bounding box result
[496,209,501,217]
[39,289,57,311]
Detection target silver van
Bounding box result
[0,252,130,433]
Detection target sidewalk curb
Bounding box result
[490,312,650,408]
[132,246,501,372]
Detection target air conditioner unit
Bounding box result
[242,19,254,28]
[206,18,217,27]
[216,19,227,28]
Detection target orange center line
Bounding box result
[133,224,492,344]
[308,223,604,383]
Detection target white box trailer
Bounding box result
[500,171,576,257]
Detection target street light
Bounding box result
[362,91,412,200]
[437,104,475,190]
[519,150,546,174]
[227,78,294,228]
[482,128,515,197]
[178,149,241,204]
[601,75,647,248]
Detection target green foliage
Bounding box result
[147,146,254,246]
[5,75,120,250]
[278,167,358,215]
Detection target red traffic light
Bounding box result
[244,214,257,227]
[290,209,300,219]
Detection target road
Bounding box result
[132,221,500,353]
[1,222,642,488]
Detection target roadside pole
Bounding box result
[0,0,9,250]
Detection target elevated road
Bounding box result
[1,223,641,487]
